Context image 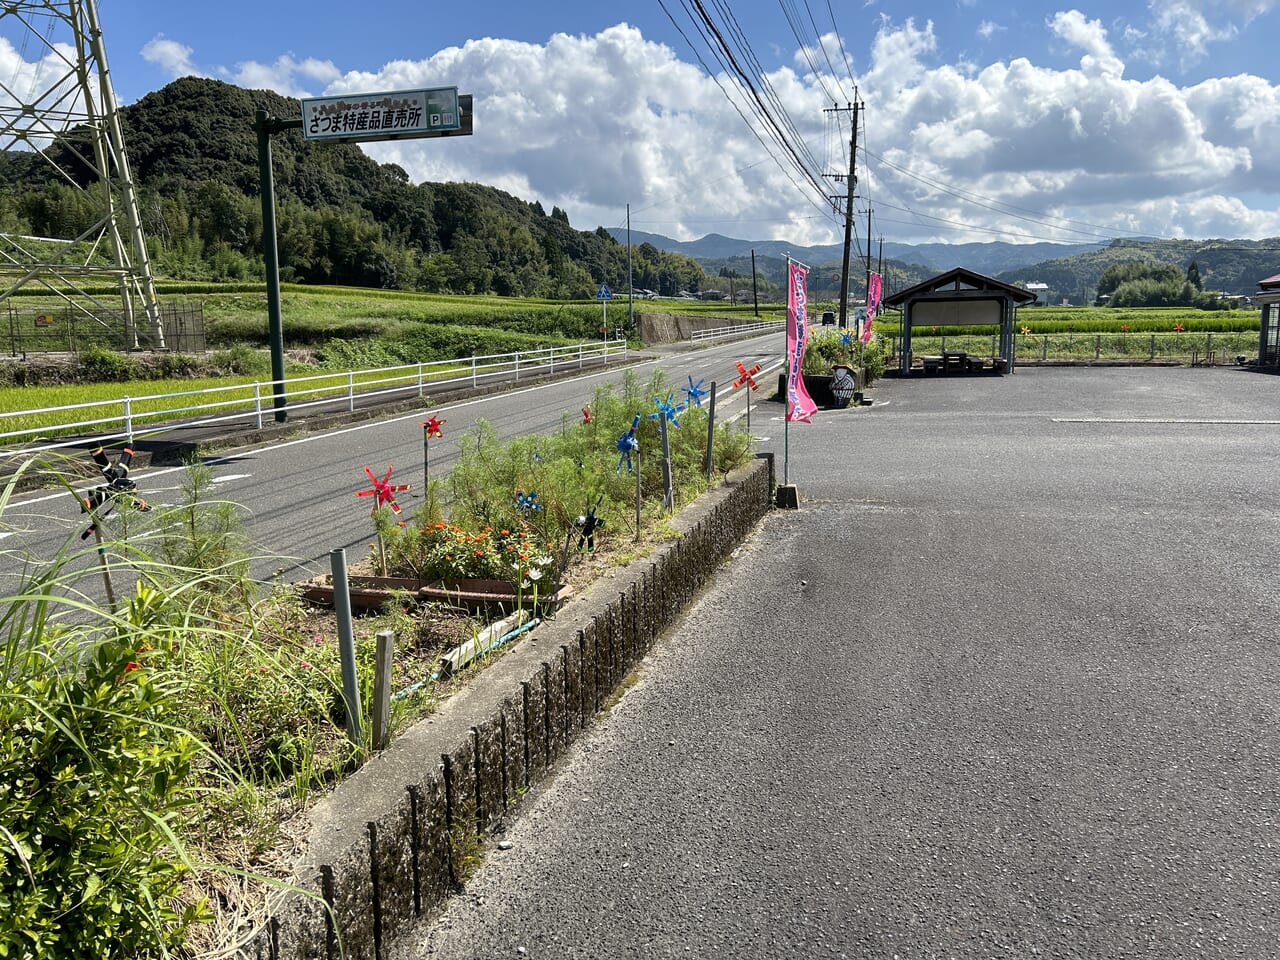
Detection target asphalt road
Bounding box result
[403,365,1280,960]
[1,337,784,590]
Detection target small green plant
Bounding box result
[0,591,205,958]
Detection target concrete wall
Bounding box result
[238,457,774,959]
[636,312,755,344]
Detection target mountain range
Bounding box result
[611,229,1280,304]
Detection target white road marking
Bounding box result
[1053,417,1280,425]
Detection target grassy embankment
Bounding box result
[1,285,779,435]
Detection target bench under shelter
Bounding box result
[882,267,1037,375]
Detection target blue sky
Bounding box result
[5,1,1280,247]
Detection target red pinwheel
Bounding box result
[422,415,446,440]
[582,403,594,424]
[357,465,410,515]
[733,360,762,391]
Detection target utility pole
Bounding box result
[627,203,634,333]
[824,99,860,328]
[751,250,759,316]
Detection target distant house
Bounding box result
[1024,282,1049,304]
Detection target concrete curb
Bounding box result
[239,457,774,960]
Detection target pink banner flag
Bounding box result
[862,272,882,344]
[786,261,818,423]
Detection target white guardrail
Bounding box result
[2,340,628,455]
[688,320,782,344]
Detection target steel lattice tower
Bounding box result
[0,0,164,348]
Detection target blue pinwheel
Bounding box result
[616,413,641,473]
[649,392,685,428]
[515,489,542,512]
[840,330,856,352]
[682,376,710,408]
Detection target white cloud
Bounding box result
[140,35,200,78]
[132,19,1280,246]
[230,55,340,98]
[977,21,1004,41]
[1149,1,1236,66]
[1048,11,1124,78]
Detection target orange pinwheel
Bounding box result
[733,360,762,391]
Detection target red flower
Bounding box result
[124,662,139,672]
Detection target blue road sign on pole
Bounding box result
[597,284,611,344]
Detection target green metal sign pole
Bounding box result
[255,109,301,423]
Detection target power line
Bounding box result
[657,0,835,225]
[866,149,1154,243]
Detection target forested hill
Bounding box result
[0,77,711,298]
[999,238,1280,304]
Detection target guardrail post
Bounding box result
[418,362,425,397]
[579,343,584,370]
[1096,334,1101,360]
[254,383,263,430]
[348,371,355,412]
[472,357,477,388]
[1150,334,1156,360]
[515,353,520,383]
[123,397,133,443]
[549,347,555,375]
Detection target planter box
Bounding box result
[774,372,840,407]
[300,575,572,614]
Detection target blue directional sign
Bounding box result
[596,283,612,300]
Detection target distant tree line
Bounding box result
[0,77,712,300]
[1096,260,1232,309]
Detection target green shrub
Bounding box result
[0,608,203,958]
[78,345,133,383]
[802,329,887,382]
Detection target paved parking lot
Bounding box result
[407,366,1280,960]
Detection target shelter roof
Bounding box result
[883,267,1038,307]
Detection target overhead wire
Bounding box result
[656,0,835,225]
[866,148,1155,243]
[777,0,841,105]
[698,0,829,200]
[662,0,838,222]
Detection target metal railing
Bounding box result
[2,340,628,455]
[688,320,781,344]
[884,331,1258,367]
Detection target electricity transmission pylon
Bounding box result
[0,0,164,348]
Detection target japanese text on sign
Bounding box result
[301,87,460,142]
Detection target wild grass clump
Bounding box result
[0,458,429,957]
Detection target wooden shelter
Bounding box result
[882,267,1037,374]
[1255,273,1280,367]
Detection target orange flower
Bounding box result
[500,529,510,536]
[474,549,485,557]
